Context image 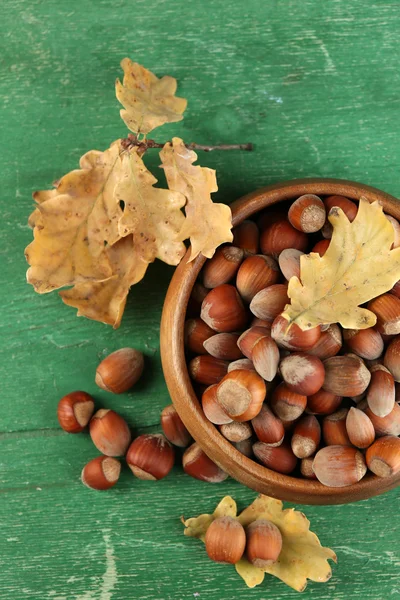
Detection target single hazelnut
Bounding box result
[216,370,266,421]
[232,220,259,255]
[246,519,283,567]
[205,517,246,564]
[89,409,131,456]
[81,456,121,490]
[182,443,228,483]
[57,391,95,433]
[126,434,175,480]
[161,405,192,448]
[202,245,244,289]
[96,348,144,394]
[313,445,367,487]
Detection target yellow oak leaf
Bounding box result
[25,141,125,293]
[282,197,400,330]
[60,235,148,328]
[160,137,233,260]
[236,495,336,591]
[116,59,187,135]
[182,495,336,592]
[116,149,187,267]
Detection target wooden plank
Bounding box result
[0,436,399,599]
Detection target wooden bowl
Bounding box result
[160,178,400,504]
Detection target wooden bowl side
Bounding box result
[160,178,400,504]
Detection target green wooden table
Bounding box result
[1,1,399,598]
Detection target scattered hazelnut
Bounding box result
[89,409,131,456]
[81,456,121,490]
[96,348,144,394]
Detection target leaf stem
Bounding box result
[122,134,253,153]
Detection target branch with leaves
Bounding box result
[25,58,252,328]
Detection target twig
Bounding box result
[121,134,253,153]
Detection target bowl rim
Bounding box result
[160,177,400,504]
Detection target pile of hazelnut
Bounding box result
[185,194,400,487]
[57,347,221,489]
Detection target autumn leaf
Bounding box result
[116,59,187,135]
[160,137,233,260]
[25,141,124,293]
[282,198,400,331]
[182,495,336,592]
[116,148,187,266]
[60,235,148,328]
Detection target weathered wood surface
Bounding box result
[0,0,399,598]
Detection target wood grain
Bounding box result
[1,0,400,597]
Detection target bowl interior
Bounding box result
[160,178,400,504]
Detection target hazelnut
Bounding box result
[81,456,121,490]
[188,355,229,385]
[278,248,303,280]
[232,220,259,255]
[202,245,244,289]
[184,318,215,355]
[288,195,326,233]
[271,315,321,351]
[364,403,400,436]
[126,434,175,480]
[384,336,400,381]
[246,519,283,567]
[366,364,395,417]
[89,409,131,456]
[368,293,400,335]
[201,385,233,425]
[57,391,95,433]
[251,403,285,446]
[365,435,400,477]
[219,421,252,442]
[227,358,256,373]
[300,457,317,479]
[161,404,192,448]
[345,407,375,449]
[323,355,371,396]
[279,353,325,396]
[236,255,280,303]
[311,239,330,256]
[183,443,228,482]
[249,284,289,322]
[201,284,248,332]
[270,382,307,421]
[205,517,246,564]
[96,348,144,394]
[313,446,367,487]
[216,370,266,421]
[342,328,384,361]
[322,196,358,238]
[237,326,271,359]
[307,324,342,360]
[322,409,352,447]
[203,333,242,361]
[253,440,297,474]
[260,219,308,258]
[291,415,321,458]
[306,389,342,415]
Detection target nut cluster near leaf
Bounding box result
[186,194,400,487]
[25,60,234,327]
[283,198,400,331]
[182,495,336,591]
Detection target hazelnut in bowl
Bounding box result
[160,178,400,504]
